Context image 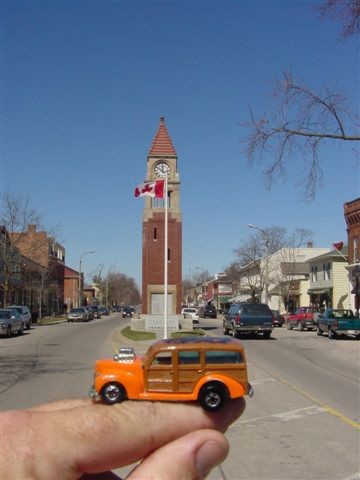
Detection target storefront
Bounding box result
[307,288,332,310]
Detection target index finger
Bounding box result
[3,398,245,478]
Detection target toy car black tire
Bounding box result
[199,384,226,411]
[101,382,125,405]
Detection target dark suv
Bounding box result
[223,303,273,339]
[199,305,217,319]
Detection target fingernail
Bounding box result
[195,440,228,478]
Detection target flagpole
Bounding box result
[163,174,168,339]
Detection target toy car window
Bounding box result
[205,351,243,364]
[152,352,172,366]
[178,351,200,365]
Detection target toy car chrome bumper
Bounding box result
[248,383,254,397]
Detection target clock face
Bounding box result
[154,162,170,178]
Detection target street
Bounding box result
[0,315,359,480]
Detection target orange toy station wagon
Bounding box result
[89,336,253,411]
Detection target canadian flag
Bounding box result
[134,179,165,198]
[332,241,344,251]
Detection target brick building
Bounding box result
[344,197,360,312]
[10,224,65,315]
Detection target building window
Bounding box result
[153,227,157,241]
[167,248,171,262]
[324,263,331,281]
[311,266,318,282]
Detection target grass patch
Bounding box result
[38,315,67,325]
[171,330,205,338]
[121,326,156,341]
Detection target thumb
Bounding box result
[128,429,229,480]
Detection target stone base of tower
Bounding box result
[131,314,193,336]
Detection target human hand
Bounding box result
[1,398,245,479]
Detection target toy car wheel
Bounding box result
[316,326,323,336]
[6,326,12,338]
[298,321,304,331]
[223,325,229,335]
[199,384,226,411]
[18,323,24,335]
[286,321,292,330]
[101,382,125,405]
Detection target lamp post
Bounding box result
[78,250,94,307]
[249,224,269,305]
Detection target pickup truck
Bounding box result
[316,309,360,339]
[286,306,319,331]
[223,303,273,339]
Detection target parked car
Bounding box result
[89,336,253,411]
[84,306,94,320]
[316,308,360,339]
[199,305,217,319]
[67,307,91,322]
[89,305,102,319]
[99,306,110,316]
[9,305,32,330]
[223,303,273,339]
[181,307,199,324]
[271,310,285,327]
[286,307,319,331]
[122,307,133,318]
[0,308,24,337]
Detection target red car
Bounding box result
[286,307,319,331]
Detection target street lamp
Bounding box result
[78,250,94,307]
[249,224,269,305]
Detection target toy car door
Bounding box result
[145,350,175,392]
[176,350,203,393]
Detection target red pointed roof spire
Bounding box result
[148,116,177,156]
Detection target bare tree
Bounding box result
[0,193,44,305]
[316,0,360,38]
[230,226,313,303]
[242,0,360,200]
[93,270,141,308]
[0,192,61,310]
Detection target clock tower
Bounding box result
[141,117,182,315]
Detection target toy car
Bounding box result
[89,336,253,411]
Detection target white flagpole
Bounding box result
[163,174,168,339]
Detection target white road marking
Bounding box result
[231,406,326,429]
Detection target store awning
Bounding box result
[230,294,252,303]
[307,288,331,295]
[218,296,232,303]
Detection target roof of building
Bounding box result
[148,116,177,156]
[64,266,79,276]
[306,245,348,262]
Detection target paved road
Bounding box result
[1,315,359,480]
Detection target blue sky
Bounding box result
[1,0,359,287]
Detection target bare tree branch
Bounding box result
[316,0,360,38]
[241,69,359,199]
